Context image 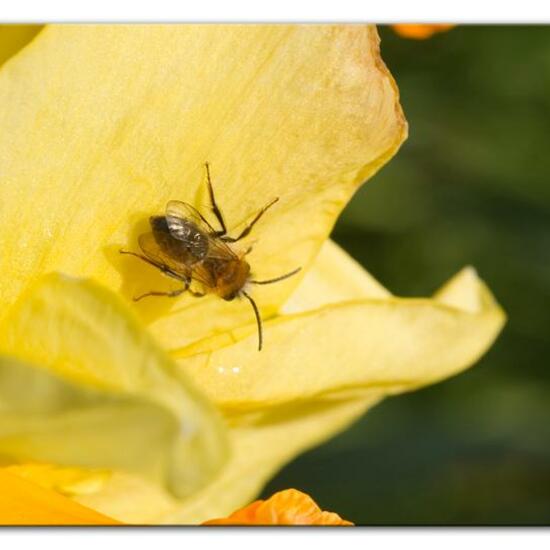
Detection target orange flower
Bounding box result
[0,470,119,526]
[203,489,353,526]
[392,24,455,39]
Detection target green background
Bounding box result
[263,25,550,525]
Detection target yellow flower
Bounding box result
[0,24,505,524]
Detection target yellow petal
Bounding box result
[0,273,228,499]
[169,397,381,524]
[170,247,504,523]
[77,393,379,524]
[172,242,505,409]
[3,463,111,497]
[0,469,120,525]
[0,24,42,67]
[0,24,406,347]
[156,245,506,523]
[74,242,505,524]
[281,239,391,313]
[74,470,178,524]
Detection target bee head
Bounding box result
[218,259,251,301]
[223,290,239,301]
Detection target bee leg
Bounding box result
[120,249,181,280]
[221,197,279,243]
[181,275,205,298]
[133,287,187,302]
[204,161,228,236]
[119,249,162,270]
[188,289,206,298]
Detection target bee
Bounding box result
[120,163,301,351]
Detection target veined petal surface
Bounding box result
[0,24,406,344]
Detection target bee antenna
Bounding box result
[249,267,302,286]
[241,290,263,351]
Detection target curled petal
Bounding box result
[163,395,377,524]
[174,241,506,410]
[0,274,228,500]
[64,394,376,523]
[203,489,353,526]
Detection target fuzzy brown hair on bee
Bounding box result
[120,162,301,350]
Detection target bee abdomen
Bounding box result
[150,215,170,233]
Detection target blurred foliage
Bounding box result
[263,25,550,525]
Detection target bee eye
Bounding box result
[223,291,237,301]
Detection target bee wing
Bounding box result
[204,233,239,261]
[166,200,217,239]
[138,232,217,289]
[138,232,192,276]
[166,200,238,261]
[187,261,218,289]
